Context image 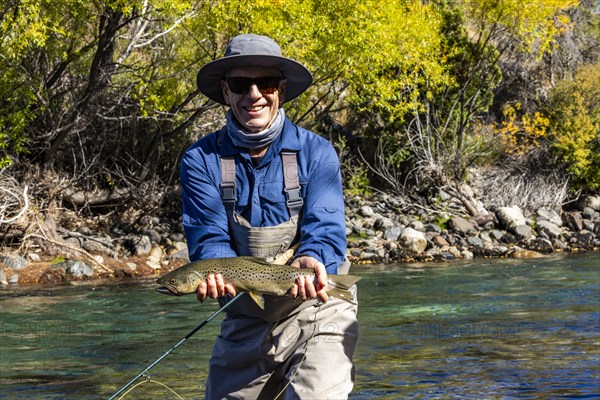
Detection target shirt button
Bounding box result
[253,199,258,204]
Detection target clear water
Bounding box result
[1,254,598,399]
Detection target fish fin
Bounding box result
[238,256,272,266]
[248,291,265,309]
[326,274,361,304]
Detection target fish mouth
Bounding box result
[155,285,181,296]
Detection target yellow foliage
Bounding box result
[495,103,550,155]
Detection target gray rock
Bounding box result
[480,231,493,243]
[424,223,442,234]
[583,207,595,219]
[134,235,152,256]
[408,220,425,231]
[383,226,403,241]
[583,220,596,232]
[28,253,41,262]
[514,224,533,240]
[66,261,94,277]
[582,195,600,211]
[9,274,18,284]
[350,249,362,257]
[563,212,583,231]
[167,249,189,261]
[82,240,113,255]
[374,216,395,230]
[537,207,563,227]
[144,229,162,244]
[467,236,483,247]
[0,270,7,285]
[552,238,568,250]
[0,254,28,270]
[448,216,476,235]
[359,251,380,260]
[169,233,185,242]
[359,206,375,218]
[399,227,428,254]
[473,213,495,227]
[490,230,504,241]
[496,206,527,230]
[536,220,562,239]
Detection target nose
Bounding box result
[247,83,262,99]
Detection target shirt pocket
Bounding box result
[258,181,285,205]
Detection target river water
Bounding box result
[1,254,598,399]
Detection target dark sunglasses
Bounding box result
[225,76,284,95]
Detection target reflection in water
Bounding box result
[1,254,599,399]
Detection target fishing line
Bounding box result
[108,292,245,400]
[117,378,184,400]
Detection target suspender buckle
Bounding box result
[284,187,304,209]
[220,181,237,203]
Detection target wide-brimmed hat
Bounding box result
[197,34,313,105]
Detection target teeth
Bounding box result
[246,106,264,111]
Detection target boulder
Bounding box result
[66,261,94,278]
[563,212,583,232]
[536,220,562,239]
[582,195,600,211]
[496,206,527,230]
[133,235,152,256]
[514,224,533,240]
[399,227,428,254]
[359,205,375,218]
[448,216,477,235]
[582,207,595,219]
[408,220,425,231]
[0,254,28,270]
[383,226,403,241]
[536,207,563,227]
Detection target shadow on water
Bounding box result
[1,253,599,399]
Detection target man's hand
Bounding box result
[196,273,236,302]
[289,256,329,303]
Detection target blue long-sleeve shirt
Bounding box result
[180,116,346,274]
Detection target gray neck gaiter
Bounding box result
[226,108,285,149]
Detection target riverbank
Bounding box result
[1,191,599,286]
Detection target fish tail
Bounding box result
[326,274,361,304]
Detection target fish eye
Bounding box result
[170,279,176,284]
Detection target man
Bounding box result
[181,33,358,399]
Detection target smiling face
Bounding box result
[221,66,286,133]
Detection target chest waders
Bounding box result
[218,151,319,321]
[206,143,358,400]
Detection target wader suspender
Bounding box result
[220,152,303,219]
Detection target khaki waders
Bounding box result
[204,153,358,400]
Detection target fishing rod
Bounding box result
[108,292,245,400]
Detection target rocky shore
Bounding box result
[1,191,599,286]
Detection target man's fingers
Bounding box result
[206,274,218,298]
[215,274,226,296]
[196,281,207,302]
[296,275,307,300]
[225,283,237,297]
[304,275,317,299]
[289,283,299,299]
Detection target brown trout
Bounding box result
[156,256,360,308]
